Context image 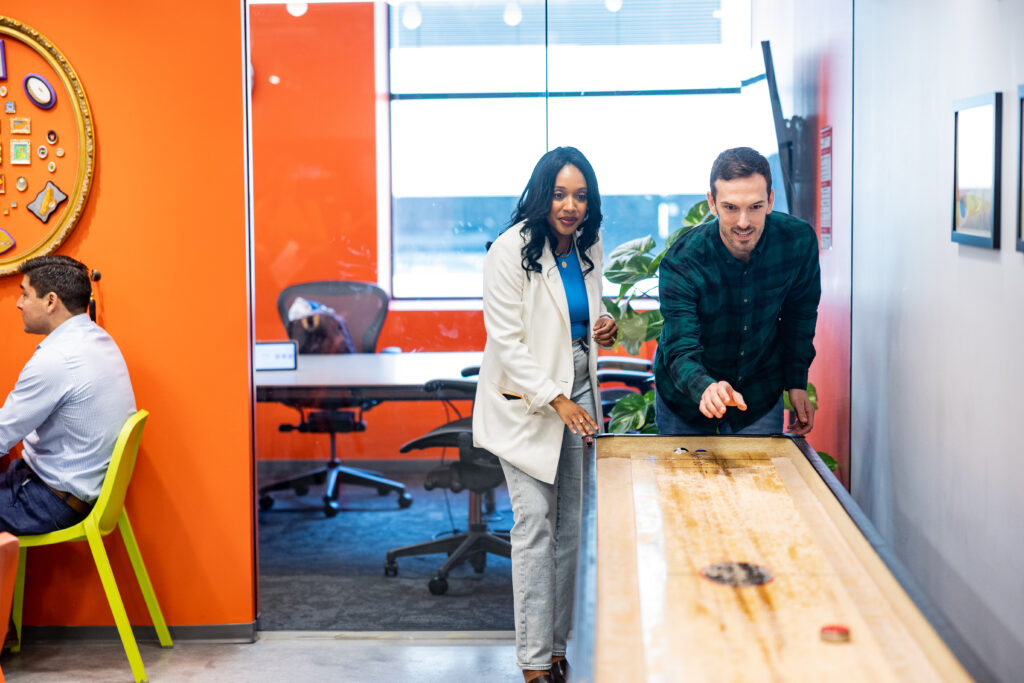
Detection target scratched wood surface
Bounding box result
[593,436,971,683]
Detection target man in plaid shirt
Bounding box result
[653,147,821,435]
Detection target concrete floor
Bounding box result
[1,631,521,682]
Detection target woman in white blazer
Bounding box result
[473,147,617,683]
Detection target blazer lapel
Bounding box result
[539,243,571,335]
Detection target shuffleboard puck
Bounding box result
[820,624,851,643]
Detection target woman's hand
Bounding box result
[592,315,618,347]
[550,395,599,436]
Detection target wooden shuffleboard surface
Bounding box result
[591,436,971,682]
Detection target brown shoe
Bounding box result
[524,676,554,683]
[551,658,570,683]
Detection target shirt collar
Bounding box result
[37,313,92,350]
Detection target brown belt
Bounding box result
[29,471,92,516]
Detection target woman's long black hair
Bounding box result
[508,146,603,277]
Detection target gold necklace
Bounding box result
[556,243,573,268]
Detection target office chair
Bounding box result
[384,376,511,595]
[12,411,172,683]
[258,281,412,517]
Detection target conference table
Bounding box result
[571,435,975,682]
[254,351,484,405]
[255,351,483,515]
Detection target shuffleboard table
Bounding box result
[570,435,975,682]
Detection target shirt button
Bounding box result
[743,325,748,331]
[743,298,749,303]
[740,351,745,356]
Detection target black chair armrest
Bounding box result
[423,378,478,395]
[596,357,653,372]
[596,369,654,392]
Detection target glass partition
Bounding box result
[388,0,780,299]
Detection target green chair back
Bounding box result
[94,410,148,536]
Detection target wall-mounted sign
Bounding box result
[819,125,833,251]
[0,16,95,276]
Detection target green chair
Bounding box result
[12,410,172,683]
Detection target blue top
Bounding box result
[0,314,137,501]
[556,242,589,339]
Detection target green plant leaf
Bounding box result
[607,236,656,261]
[605,255,657,286]
[682,199,711,227]
[608,392,648,433]
[616,313,649,354]
[643,309,663,342]
[816,451,838,472]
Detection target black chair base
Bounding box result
[384,505,511,595]
[259,461,412,517]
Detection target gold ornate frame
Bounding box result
[0,16,94,275]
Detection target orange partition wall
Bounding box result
[251,3,485,462]
[0,2,254,629]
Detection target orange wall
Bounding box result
[0,3,253,626]
[251,3,485,462]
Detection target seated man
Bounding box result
[0,255,136,534]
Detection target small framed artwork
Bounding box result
[10,117,30,134]
[1017,85,1024,253]
[10,139,30,165]
[952,93,1002,248]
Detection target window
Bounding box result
[387,0,780,299]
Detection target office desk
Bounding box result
[571,435,974,682]
[255,352,483,404]
[255,352,483,516]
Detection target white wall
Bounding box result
[853,1,1024,680]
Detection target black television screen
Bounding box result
[761,39,795,214]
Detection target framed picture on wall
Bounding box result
[952,92,1001,249]
[1017,85,1024,253]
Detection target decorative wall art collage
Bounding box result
[0,16,94,275]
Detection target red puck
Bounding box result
[820,624,850,642]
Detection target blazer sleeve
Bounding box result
[481,235,562,414]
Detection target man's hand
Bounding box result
[551,395,599,436]
[699,381,747,418]
[786,388,815,435]
[592,316,617,347]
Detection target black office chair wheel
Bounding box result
[384,562,398,577]
[428,577,448,595]
[323,500,340,518]
[294,485,309,496]
[470,551,487,574]
[259,496,274,511]
[398,492,413,508]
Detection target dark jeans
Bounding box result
[654,390,785,436]
[0,460,88,535]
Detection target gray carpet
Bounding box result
[257,459,514,631]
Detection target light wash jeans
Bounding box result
[654,389,785,436]
[499,338,594,671]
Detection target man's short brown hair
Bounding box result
[19,255,91,314]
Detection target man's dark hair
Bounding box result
[709,147,772,199]
[19,254,92,314]
[508,146,603,278]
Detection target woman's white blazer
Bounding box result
[472,222,606,484]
